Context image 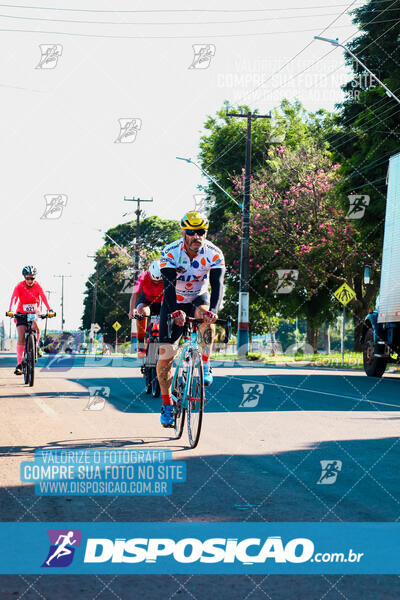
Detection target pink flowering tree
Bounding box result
[215,142,361,350]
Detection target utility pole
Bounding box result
[124,196,153,355]
[54,275,71,333]
[87,254,99,353]
[87,255,98,325]
[123,196,153,280]
[226,110,271,356]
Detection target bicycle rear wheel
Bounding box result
[172,357,187,439]
[27,333,35,387]
[144,367,152,393]
[186,349,204,449]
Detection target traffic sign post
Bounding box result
[334,283,356,366]
[112,321,121,353]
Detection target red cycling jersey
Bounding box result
[9,281,51,313]
[133,270,163,303]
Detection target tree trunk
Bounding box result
[323,324,331,354]
[306,321,318,353]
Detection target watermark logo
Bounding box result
[36,44,63,69]
[317,460,342,485]
[346,195,370,219]
[275,269,299,294]
[193,193,215,214]
[188,44,216,70]
[40,194,67,220]
[349,62,377,101]
[84,386,110,411]
[239,383,264,408]
[121,268,135,294]
[42,529,82,567]
[114,118,142,143]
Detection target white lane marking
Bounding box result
[31,395,57,416]
[232,377,400,409]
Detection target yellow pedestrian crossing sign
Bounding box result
[334,282,356,306]
[112,321,122,331]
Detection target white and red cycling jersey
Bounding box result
[9,280,50,314]
[160,238,225,303]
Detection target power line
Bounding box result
[0,1,389,13]
[234,0,362,107]
[202,0,363,172]
[0,22,362,39]
[0,9,379,26]
[200,0,362,176]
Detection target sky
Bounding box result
[0,0,364,331]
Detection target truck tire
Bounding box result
[363,328,387,377]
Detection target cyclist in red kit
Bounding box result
[128,261,163,357]
[7,266,54,374]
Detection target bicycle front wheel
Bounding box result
[186,349,204,449]
[27,333,35,387]
[172,358,187,439]
[151,367,160,398]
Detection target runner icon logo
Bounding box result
[317,460,342,485]
[41,194,68,220]
[42,529,82,567]
[239,384,264,408]
[275,270,299,294]
[188,44,216,70]
[36,44,63,69]
[346,195,370,219]
[114,118,142,143]
[85,386,110,411]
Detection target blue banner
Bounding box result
[0,522,398,574]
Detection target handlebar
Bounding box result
[5,311,56,319]
[167,313,232,343]
[133,314,146,321]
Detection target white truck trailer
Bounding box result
[362,151,400,376]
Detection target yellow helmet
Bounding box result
[180,211,209,230]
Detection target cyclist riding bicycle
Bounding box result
[128,260,163,358]
[156,211,225,427]
[7,266,54,375]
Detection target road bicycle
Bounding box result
[6,310,56,386]
[135,314,161,398]
[168,313,231,449]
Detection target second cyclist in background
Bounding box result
[128,260,163,358]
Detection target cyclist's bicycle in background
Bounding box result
[168,313,231,449]
[135,314,161,398]
[6,310,56,386]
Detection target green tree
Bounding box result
[214,142,355,350]
[198,100,321,232]
[81,216,181,340]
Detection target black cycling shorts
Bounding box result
[15,314,29,327]
[136,291,161,315]
[159,293,210,344]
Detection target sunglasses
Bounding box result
[185,229,206,236]
[25,277,35,281]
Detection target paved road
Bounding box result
[0,351,399,599]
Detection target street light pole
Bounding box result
[176,157,241,208]
[314,36,400,106]
[226,110,271,356]
[54,275,71,333]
